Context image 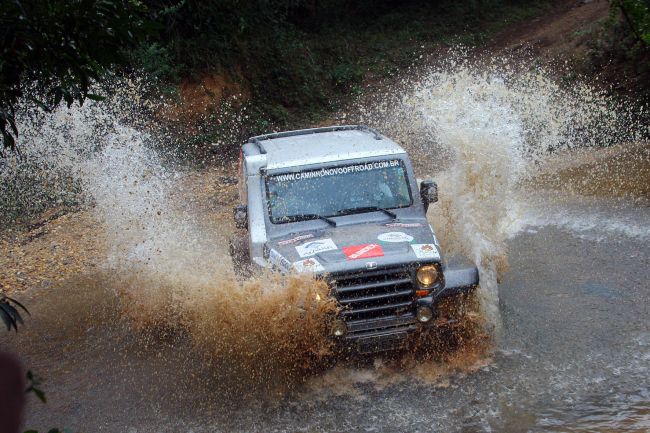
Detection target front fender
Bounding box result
[439,255,479,298]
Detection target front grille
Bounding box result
[330,267,416,334]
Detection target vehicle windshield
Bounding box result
[266,159,412,224]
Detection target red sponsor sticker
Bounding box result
[342,243,384,260]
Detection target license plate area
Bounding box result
[356,332,407,354]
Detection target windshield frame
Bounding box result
[263,157,414,225]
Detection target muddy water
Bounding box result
[4,215,649,432]
[2,60,650,432]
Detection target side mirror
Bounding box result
[233,204,248,229]
[419,180,438,212]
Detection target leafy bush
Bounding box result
[0,0,149,151]
[128,43,181,82]
[612,0,650,45]
[332,63,364,89]
[0,294,28,331]
[134,0,553,126]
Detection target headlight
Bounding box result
[331,319,347,337]
[416,265,439,288]
[416,306,433,323]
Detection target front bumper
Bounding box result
[334,256,479,353]
[438,255,480,298]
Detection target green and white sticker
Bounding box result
[377,231,414,243]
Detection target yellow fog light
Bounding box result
[416,306,433,323]
[331,319,347,337]
[416,265,439,288]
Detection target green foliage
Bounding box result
[128,42,181,82]
[0,0,557,157]
[0,293,29,331]
[0,0,150,152]
[612,0,650,44]
[135,0,552,128]
[23,370,71,433]
[0,0,556,152]
[25,370,45,403]
[331,63,364,89]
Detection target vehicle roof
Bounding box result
[246,125,406,170]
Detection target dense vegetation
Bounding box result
[135,0,556,124]
[576,0,650,97]
[1,0,558,153]
[0,0,148,153]
[1,0,648,153]
[612,0,650,44]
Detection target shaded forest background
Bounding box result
[1,0,649,157]
[131,0,650,117]
[133,0,557,121]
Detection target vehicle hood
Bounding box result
[265,220,441,274]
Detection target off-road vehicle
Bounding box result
[229,125,479,353]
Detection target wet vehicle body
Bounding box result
[230,125,480,352]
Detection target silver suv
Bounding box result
[229,125,479,353]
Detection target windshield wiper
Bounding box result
[284,214,337,227]
[336,206,397,220]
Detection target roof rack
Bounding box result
[247,125,383,153]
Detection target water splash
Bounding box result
[2,54,647,401]
[350,53,648,333]
[1,80,339,395]
[82,119,341,396]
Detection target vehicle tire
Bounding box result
[228,233,251,279]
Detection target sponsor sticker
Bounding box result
[277,233,315,246]
[272,159,402,183]
[343,244,384,260]
[268,248,291,272]
[293,258,325,273]
[295,238,338,258]
[385,222,423,228]
[377,231,414,243]
[411,243,440,259]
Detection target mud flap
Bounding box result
[440,255,479,298]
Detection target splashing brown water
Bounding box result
[292,291,490,399]
[2,52,648,401]
[115,270,337,396]
[80,137,347,395]
[86,139,489,395]
[346,53,648,332]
